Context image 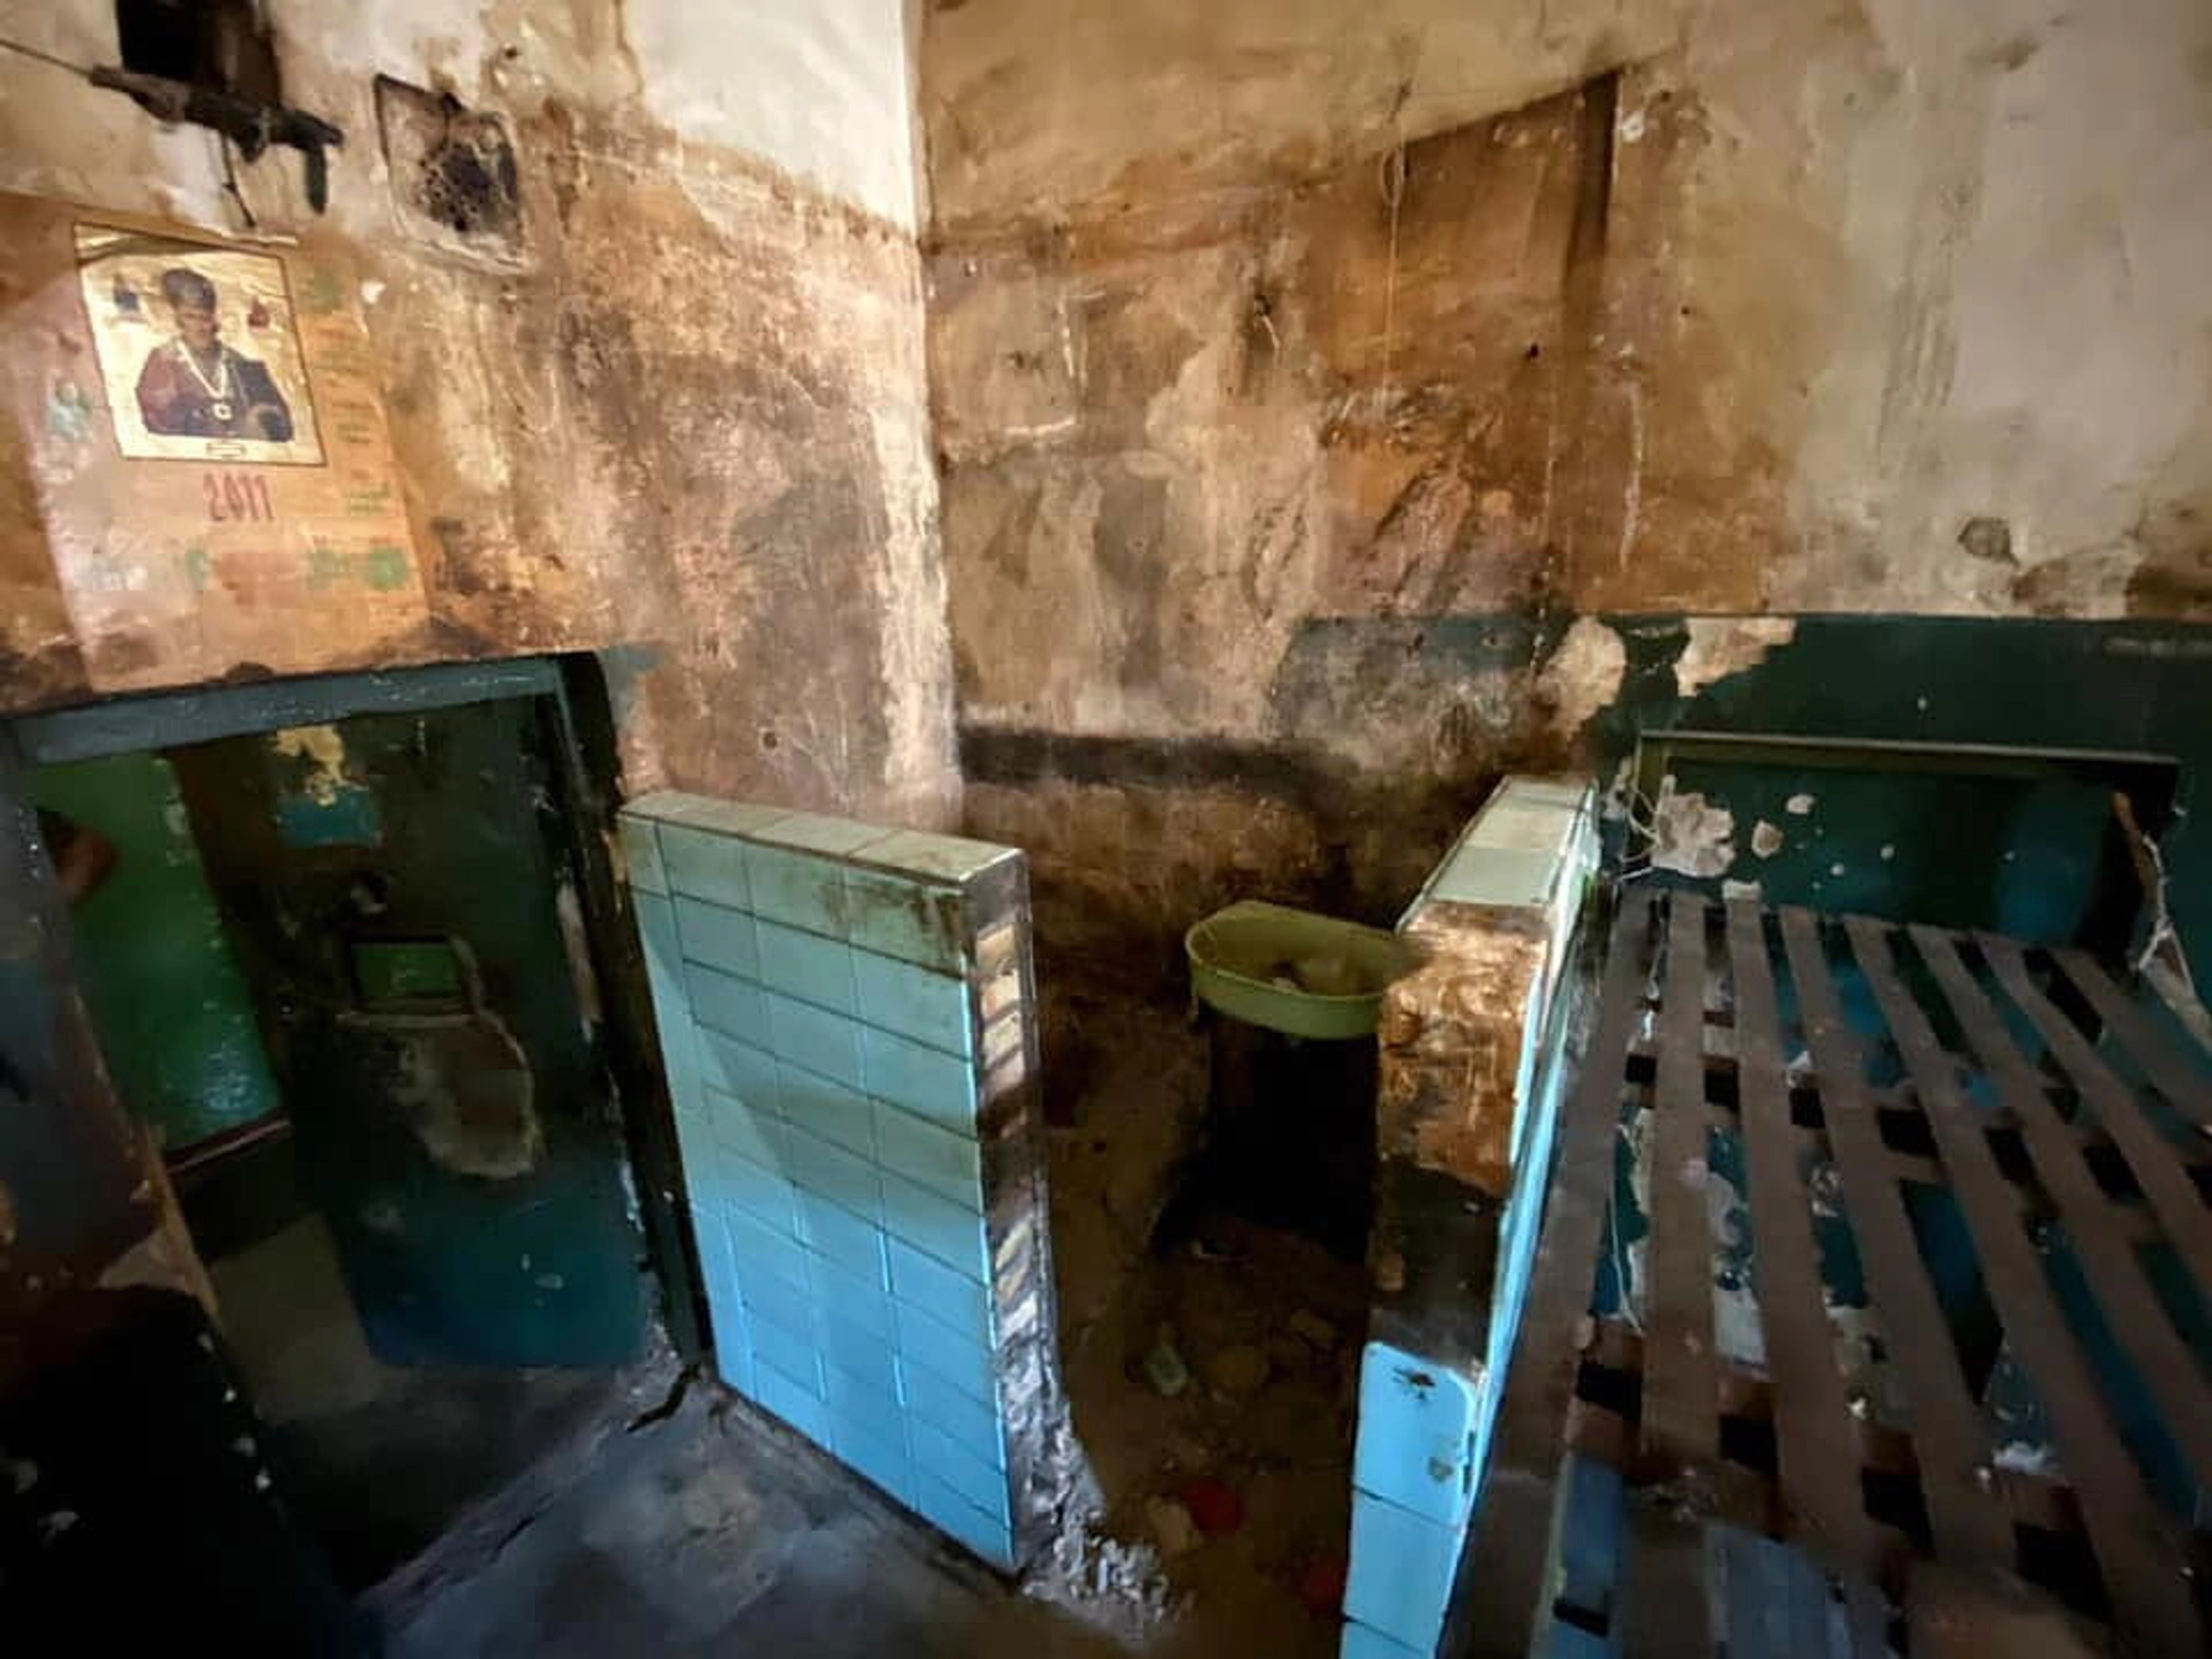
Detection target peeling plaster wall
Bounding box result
[0,0,957,827]
[924,0,2212,978]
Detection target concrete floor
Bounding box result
[375,1386,1120,1659]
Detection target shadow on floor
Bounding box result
[376,1389,1120,1659]
[211,1215,620,1590]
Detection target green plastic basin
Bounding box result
[1184,900,1417,1039]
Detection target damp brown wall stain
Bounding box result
[0,0,957,830]
[923,0,2212,976]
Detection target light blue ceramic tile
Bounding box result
[898,1359,1004,1470]
[1344,1492,1461,1654]
[1464,802,1576,855]
[834,1418,915,1506]
[914,1472,1013,1568]
[715,1342,757,1400]
[895,1314,997,1408]
[817,1308,902,1399]
[1503,777,1590,809]
[1353,1342,1481,1527]
[745,843,849,938]
[635,794,791,837]
[798,1192,887,1284]
[617,815,668,894]
[756,918,857,1013]
[753,810,893,857]
[1340,1621,1427,1659]
[825,1357,908,1439]
[873,1103,982,1211]
[809,1251,895,1334]
[766,993,865,1090]
[741,1262,817,1338]
[670,1079,719,1177]
[706,1085,787,1170]
[634,889,686,1006]
[853,951,973,1056]
[726,1205,809,1283]
[658,821,752,911]
[689,963,771,1047]
[861,1027,977,1133]
[858,829,1015,885]
[1432,845,1559,908]
[694,1209,740,1310]
[696,1027,780,1108]
[753,1357,830,1446]
[844,867,964,974]
[704,1260,755,1397]
[778,1060,874,1157]
[634,890,682,982]
[887,1236,994,1345]
[785,1122,882,1220]
[880,1173,990,1284]
[715,1147,801,1235]
[675,893,759,981]
[912,1421,1010,1524]
[747,1306,823,1390]
[656,1014,709,1127]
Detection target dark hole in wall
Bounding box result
[115,0,279,103]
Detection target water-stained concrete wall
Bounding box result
[923,0,2212,981]
[0,0,957,828]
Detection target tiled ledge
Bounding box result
[1382,777,1599,1201]
[1345,775,1599,1659]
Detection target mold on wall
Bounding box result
[0,0,957,830]
[924,0,2212,976]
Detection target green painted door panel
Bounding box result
[32,751,283,1150]
[174,698,645,1369]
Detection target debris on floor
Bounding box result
[1023,989,1373,1658]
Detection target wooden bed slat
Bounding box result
[1978,933,2212,1319]
[1912,925,2212,1497]
[2053,947,2212,1132]
[1722,900,1881,1578]
[1641,894,1721,1473]
[1777,908,2015,1573]
[1624,1506,1713,1659]
[1846,917,2199,1656]
[1461,891,1662,1656]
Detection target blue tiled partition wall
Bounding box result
[618,794,1065,1570]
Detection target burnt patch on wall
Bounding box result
[375,77,525,263]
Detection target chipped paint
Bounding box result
[1647,779,1736,878]
[1750,819,1784,858]
[270,723,350,805]
[386,1014,545,1180]
[1673,617,1799,697]
[1537,615,1629,741]
[1784,792,1816,817]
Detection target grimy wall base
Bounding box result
[620,793,1065,1570]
